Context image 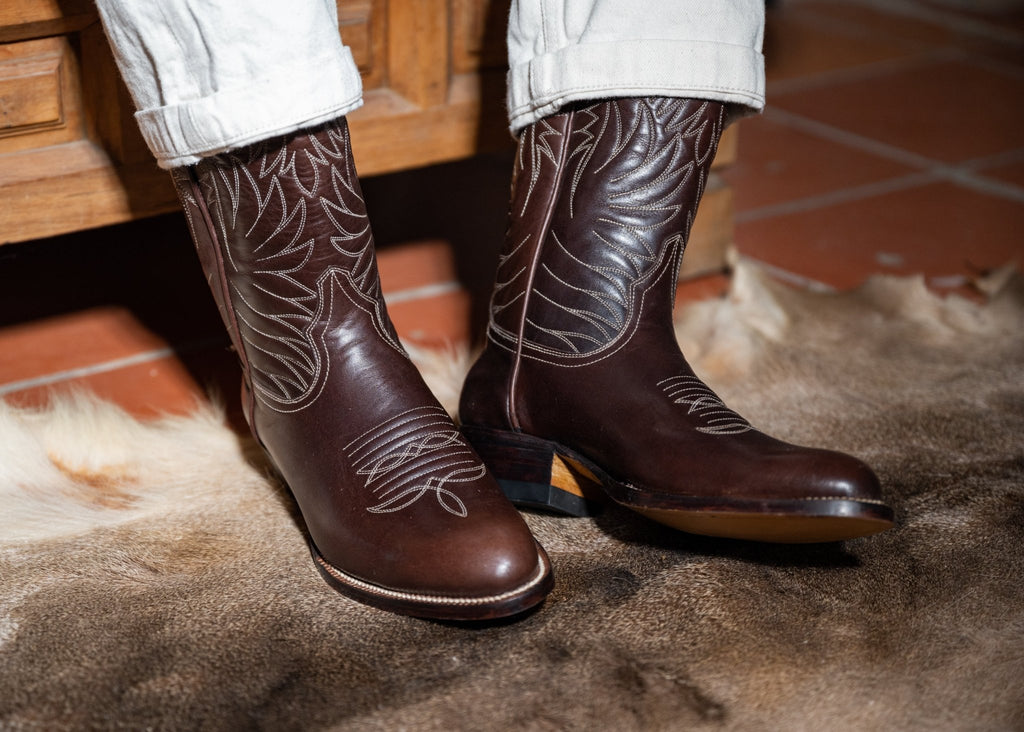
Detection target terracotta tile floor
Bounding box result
[2,0,1022,418]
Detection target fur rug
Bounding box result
[2,259,1022,731]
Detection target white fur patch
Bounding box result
[0,393,258,543]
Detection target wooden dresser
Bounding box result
[0,0,734,276]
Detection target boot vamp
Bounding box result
[252,313,541,597]
[512,342,882,506]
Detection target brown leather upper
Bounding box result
[172,118,545,600]
[461,98,886,507]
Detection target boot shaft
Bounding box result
[172,118,403,414]
[488,97,725,366]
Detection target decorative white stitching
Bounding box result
[315,551,548,605]
[203,119,404,413]
[658,375,754,435]
[345,406,484,517]
[491,99,719,367]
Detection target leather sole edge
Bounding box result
[310,540,554,621]
[465,424,895,543]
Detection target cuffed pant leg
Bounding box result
[506,0,765,133]
[95,0,363,168]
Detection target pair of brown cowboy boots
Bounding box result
[173,97,893,621]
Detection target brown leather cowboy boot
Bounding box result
[460,98,894,543]
[172,117,552,618]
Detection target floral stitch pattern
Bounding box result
[345,406,483,517]
[195,119,403,413]
[658,375,753,435]
[490,99,724,363]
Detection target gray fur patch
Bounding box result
[2,260,1022,730]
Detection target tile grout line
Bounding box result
[739,257,838,293]
[383,280,462,304]
[961,146,1024,172]
[762,107,1024,204]
[765,106,945,169]
[765,47,962,97]
[735,171,940,224]
[1,281,468,397]
[0,348,177,395]
[941,168,1024,205]
[0,337,226,396]
[838,0,1024,46]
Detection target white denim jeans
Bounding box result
[96,0,765,169]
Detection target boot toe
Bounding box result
[782,446,885,504]
[312,506,551,620]
[450,519,548,598]
[388,509,548,599]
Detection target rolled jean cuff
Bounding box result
[136,46,364,169]
[507,38,765,134]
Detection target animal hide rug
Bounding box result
[1,259,1022,730]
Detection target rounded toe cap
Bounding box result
[804,448,885,504]
[424,514,547,599]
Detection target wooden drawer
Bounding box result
[0,0,95,43]
[452,0,509,74]
[0,36,83,154]
[338,0,387,91]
